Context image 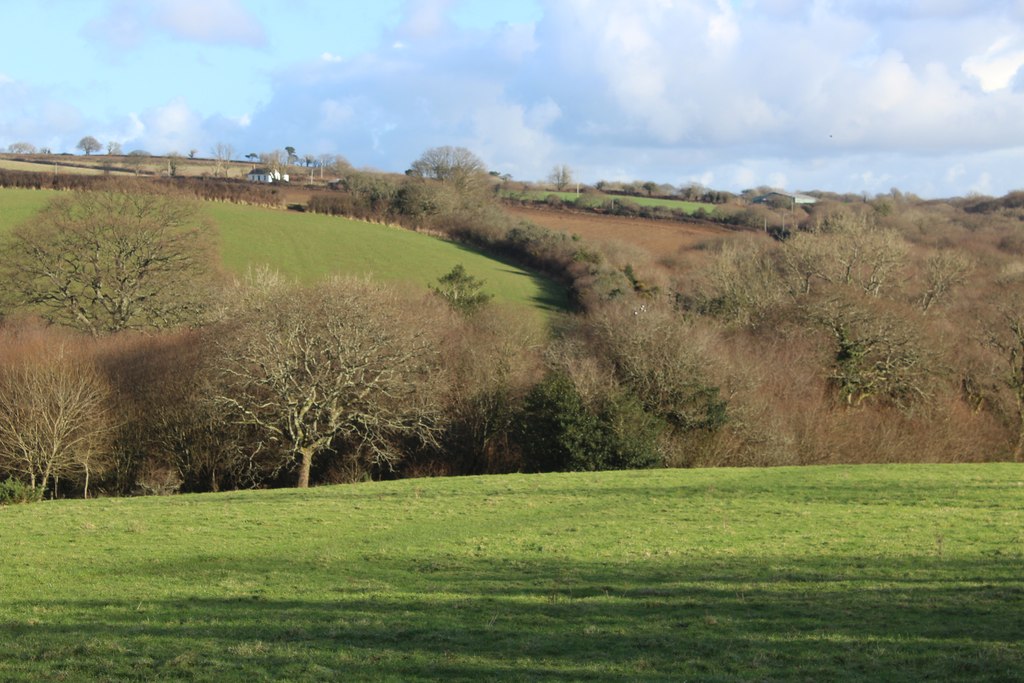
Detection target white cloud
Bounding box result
[153,0,267,47]
[86,0,267,50]
[82,0,1024,197]
[962,36,1024,91]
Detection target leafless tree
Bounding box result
[781,214,907,298]
[1,189,218,335]
[77,136,102,155]
[981,283,1024,460]
[0,340,112,497]
[7,142,36,154]
[211,142,234,177]
[106,141,122,156]
[919,250,973,313]
[409,146,487,193]
[548,164,573,191]
[209,272,450,487]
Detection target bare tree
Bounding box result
[210,272,450,487]
[7,142,36,154]
[1,189,218,335]
[211,142,234,177]
[781,214,907,298]
[107,141,122,156]
[981,283,1024,459]
[77,136,102,155]
[548,164,573,191]
[0,337,111,496]
[259,150,286,173]
[919,250,973,313]
[409,146,487,194]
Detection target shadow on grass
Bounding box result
[2,554,1022,682]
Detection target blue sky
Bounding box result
[4,0,1024,197]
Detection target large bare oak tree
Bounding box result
[210,273,450,487]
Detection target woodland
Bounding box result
[1,148,1023,499]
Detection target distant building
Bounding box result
[752,190,817,205]
[247,168,289,183]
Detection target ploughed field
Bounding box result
[502,203,743,258]
[1,464,1021,681]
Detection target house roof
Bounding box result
[248,168,272,175]
[753,190,817,204]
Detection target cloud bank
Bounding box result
[6,0,1024,197]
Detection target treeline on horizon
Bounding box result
[1,150,1023,502]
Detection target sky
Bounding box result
[4,0,1024,198]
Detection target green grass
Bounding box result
[1,464,1021,681]
[0,189,569,316]
[506,190,715,215]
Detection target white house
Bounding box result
[247,168,289,184]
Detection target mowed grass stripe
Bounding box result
[0,189,569,315]
[1,464,1021,681]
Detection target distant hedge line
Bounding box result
[0,170,284,207]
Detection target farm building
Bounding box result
[752,190,817,205]
[247,168,289,184]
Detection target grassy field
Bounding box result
[0,188,568,315]
[506,190,715,215]
[0,464,1021,681]
[0,158,126,175]
[0,154,253,179]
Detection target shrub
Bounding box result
[0,477,43,505]
[516,371,662,472]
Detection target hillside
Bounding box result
[1,465,1021,681]
[0,188,569,317]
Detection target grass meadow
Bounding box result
[0,188,569,317]
[1,464,1022,681]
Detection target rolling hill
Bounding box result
[1,464,1021,681]
[0,188,569,317]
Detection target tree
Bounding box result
[1,189,218,335]
[106,141,122,155]
[259,150,285,173]
[77,136,102,155]
[211,142,234,177]
[7,142,36,154]
[0,334,111,497]
[981,283,1024,459]
[210,273,450,487]
[548,164,573,191]
[285,146,297,165]
[409,146,487,193]
[430,264,492,314]
[245,152,258,163]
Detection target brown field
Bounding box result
[0,158,129,175]
[502,204,747,257]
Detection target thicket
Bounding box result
[2,170,1024,499]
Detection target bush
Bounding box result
[0,477,43,505]
[516,372,662,472]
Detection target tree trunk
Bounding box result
[296,447,314,488]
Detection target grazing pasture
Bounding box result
[0,464,1020,681]
[0,188,569,316]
